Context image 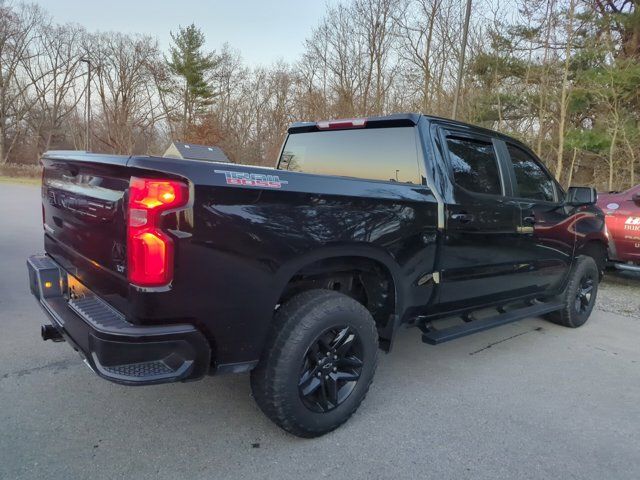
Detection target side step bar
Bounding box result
[421,300,563,345]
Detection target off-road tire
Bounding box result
[546,255,599,328]
[250,289,378,438]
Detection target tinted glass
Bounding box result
[278,127,420,183]
[446,137,502,195]
[507,144,555,202]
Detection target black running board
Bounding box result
[421,301,563,345]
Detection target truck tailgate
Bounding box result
[42,154,131,310]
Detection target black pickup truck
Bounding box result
[28,114,607,437]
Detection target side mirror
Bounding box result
[566,186,597,206]
[632,193,640,205]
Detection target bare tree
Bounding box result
[0,2,43,163]
[304,4,364,116]
[353,0,400,114]
[554,0,577,182]
[89,32,163,154]
[23,21,85,154]
[395,0,442,113]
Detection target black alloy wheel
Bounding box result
[574,274,595,314]
[298,326,364,413]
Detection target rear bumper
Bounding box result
[27,255,211,386]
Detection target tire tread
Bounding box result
[546,255,598,328]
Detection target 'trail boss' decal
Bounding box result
[215,170,289,188]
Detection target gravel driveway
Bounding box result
[599,271,640,319]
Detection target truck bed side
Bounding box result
[42,153,439,369]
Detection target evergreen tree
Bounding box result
[167,24,218,136]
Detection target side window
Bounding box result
[507,144,555,202]
[445,136,502,195]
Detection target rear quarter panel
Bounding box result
[127,157,439,365]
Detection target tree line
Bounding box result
[0,0,638,191]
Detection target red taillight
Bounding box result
[316,118,367,130]
[127,177,188,287]
[41,166,46,228]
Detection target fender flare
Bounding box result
[273,243,405,319]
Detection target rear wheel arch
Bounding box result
[275,252,401,338]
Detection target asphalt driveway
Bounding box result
[1,182,639,480]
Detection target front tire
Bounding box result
[250,289,378,438]
[546,255,599,328]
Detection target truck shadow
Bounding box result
[113,317,552,440]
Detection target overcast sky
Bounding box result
[36,0,329,66]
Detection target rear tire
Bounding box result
[546,255,599,328]
[250,289,378,438]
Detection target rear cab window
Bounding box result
[277,127,422,184]
[444,135,503,195]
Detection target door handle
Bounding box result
[451,213,474,223]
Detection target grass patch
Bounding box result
[0,175,40,185]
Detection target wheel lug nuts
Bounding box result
[317,372,321,377]
[334,355,338,359]
[325,375,329,380]
[333,367,337,372]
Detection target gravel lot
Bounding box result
[599,271,640,319]
[1,182,639,480]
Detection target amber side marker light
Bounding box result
[44,281,53,288]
